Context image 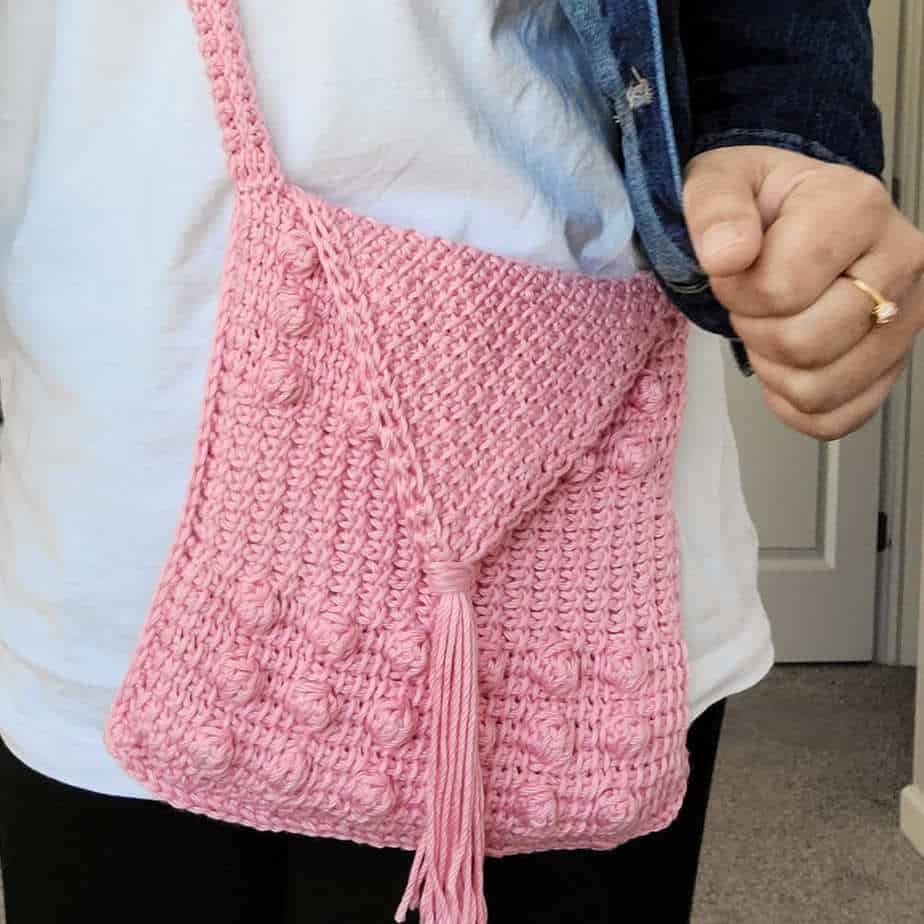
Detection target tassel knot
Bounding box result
[426,561,477,595]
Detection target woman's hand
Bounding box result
[683,144,924,440]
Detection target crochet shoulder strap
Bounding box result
[187,0,284,190]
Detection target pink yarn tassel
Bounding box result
[395,563,487,924]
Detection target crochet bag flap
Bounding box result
[105,3,692,922]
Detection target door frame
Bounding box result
[878,0,924,666]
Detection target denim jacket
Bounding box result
[561,0,885,374]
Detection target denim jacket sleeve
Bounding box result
[678,0,885,179]
[559,0,886,376]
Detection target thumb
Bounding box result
[683,150,765,278]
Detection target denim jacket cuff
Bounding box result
[687,126,884,182]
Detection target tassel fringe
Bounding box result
[395,563,487,924]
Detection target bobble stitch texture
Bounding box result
[603,713,654,761]
[188,723,236,778]
[305,609,360,661]
[262,740,314,797]
[515,783,560,832]
[367,693,419,751]
[235,582,282,633]
[527,639,581,695]
[384,625,430,679]
[287,676,339,733]
[216,651,264,706]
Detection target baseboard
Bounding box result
[900,784,924,857]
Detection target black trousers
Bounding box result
[0,698,725,924]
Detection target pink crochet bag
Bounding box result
[105,2,691,921]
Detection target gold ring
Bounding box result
[844,274,900,326]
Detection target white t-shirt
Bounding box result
[0,1,773,799]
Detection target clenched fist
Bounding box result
[683,145,924,441]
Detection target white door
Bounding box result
[722,0,900,662]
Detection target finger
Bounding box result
[729,222,924,368]
[712,167,890,319]
[750,285,917,414]
[682,150,765,277]
[748,310,914,415]
[760,355,907,442]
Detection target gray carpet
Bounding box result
[694,664,923,924]
[1,665,921,923]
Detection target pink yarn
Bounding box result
[104,2,692,921]
[397,563,486,923]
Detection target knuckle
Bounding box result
[911,233,924,276]
[854,170,890,211]
[772,322,818,368]
[811,416,850,442]
[753,272,800,315]
[783,374,827,416]
[709,274,740,310]
[808,236,843,275]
